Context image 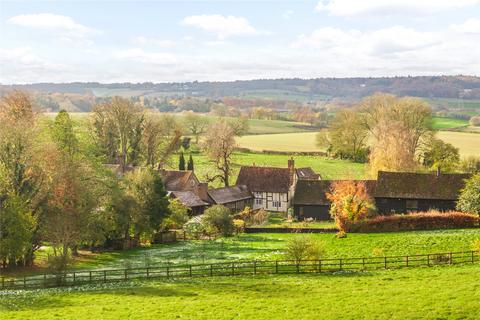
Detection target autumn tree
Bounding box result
[183,111,209,143]
[326,181,375,234]
[91,97,144,171]
[457,174,480,215]
[202,120,236,186]
[316,109,368,162]
[422,137,460,172]
[228,116,250,136]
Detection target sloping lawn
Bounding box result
[2,264,480,320]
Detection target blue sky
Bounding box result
[1,0,480,83]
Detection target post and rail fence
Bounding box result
[1,250,478,291]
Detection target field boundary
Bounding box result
[245,227,337,233]
[1,250,478,291]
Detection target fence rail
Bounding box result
[1,250,478,291]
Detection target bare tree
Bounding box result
[183,111,209,143]
[202,120,236,187]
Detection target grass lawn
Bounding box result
[258,212,337,229]
[431,116,469,129]
[14,229,480,275]
[2,264,480,320]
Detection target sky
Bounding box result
[1,0,480,84]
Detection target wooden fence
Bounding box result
[1,250,478,291]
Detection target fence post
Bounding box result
[1,277,4,290]
[319,260,322,273]
[339,259,343,271]
[427,254,430,267]
[406,255,409,267]
[449,252,452,265]
[166,266,170,278]
[184,231,186,241]
[72,272,76,285]
[384,256,387,269]
[189,265,192,277]
[89,271,92,284]
[147,267,150,279]
[275,261,278,274]
[472,251,475,263]
[296,262,299,274]
[23,277,26,289]
[362,258,365,270]
[124,269,128,281]
[232,263,235,276]
[43,274,47,288]
[210,264,213,277]
[104,270,107,283]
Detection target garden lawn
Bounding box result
[1,264,480,320]
[22,229,480,274]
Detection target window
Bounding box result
[255,198,263,205]
[406,200,418,211]
[272,201,281,208]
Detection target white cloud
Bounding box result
[282,10,294,20]
[114,48,178,65]
[451,18,480,34]
[181,14,268,39]
[132,36,176,48]
[7,13,97,38]
[315,0,480,16]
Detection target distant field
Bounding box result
[239,89,330,102]
[237,132,322,152]
[237,131,479,157]
[427,98,480,110]
[437,131,480,157]
[432,117,469,129]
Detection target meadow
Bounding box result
[22,229,480,273]
[431,116,469,129]
[1,264,480,320]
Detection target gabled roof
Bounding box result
[236,166,292,193]
[208,185,252,205]
[293,180,377,206]
[296,167,321,180]
[159,170,198,191]
[171,191,209,208]
[375,171,470,200]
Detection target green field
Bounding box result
[437,131,480,157]
[432,117,469,129]
[2,264,480,320]
[18,229,479,274]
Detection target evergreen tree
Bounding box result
[179,152,186,170]
[187,154,194,171]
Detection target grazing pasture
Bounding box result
[437,131,480,157]
[1,265,480,320]
[431,117,469,129]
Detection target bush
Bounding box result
[470,116,480,127]
[183,221,205,240]
[251,209,269,226]
[351,211,480,232]
[202,205,235,237]
[163,199,190,230]
[457,174,480,215]
[284,235,326,264]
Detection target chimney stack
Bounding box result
[288,158,295,185]
[195,183,210,202]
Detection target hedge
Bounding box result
[351,211,480,232]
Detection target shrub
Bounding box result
[284,235,326,264]
[163,199,190,230]
[351,211,480,232]
[183,221,205,240]
[202,205,235,237]
[472,239,480,252]
[327,180,376,233]
[470,116,480,127]
[457,174,480,215]
[251,209,269,226]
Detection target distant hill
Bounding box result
[1,76,480,112]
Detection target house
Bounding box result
[374,171,470,214]
[236,159,297,212]
[295,167,321,180]
[169,191,209,216]
[159,169,211,215]
[207,185,253,212]
[292,180,377,220]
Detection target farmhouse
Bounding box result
[207,185,253,212]
[374,170,471,214]
[236,159,313,212]
[159,169,211,214]
[292,180,377,220]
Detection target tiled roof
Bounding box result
[236,166,292,193]
[293,180,377,206]
[171,191,209,208]
[159,170,198,191]
[375,171,470,200]
[296,167,321,180]
[208,185,252,204]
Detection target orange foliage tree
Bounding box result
[326,181,376,233]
